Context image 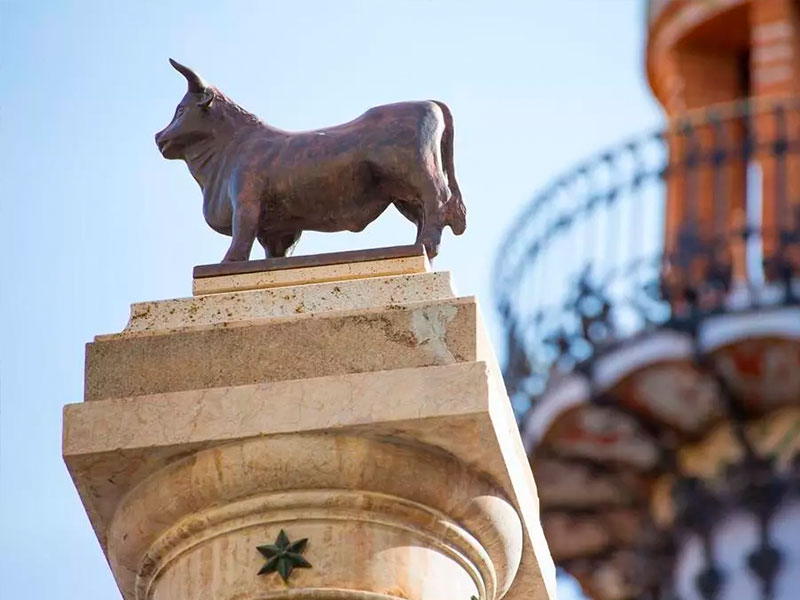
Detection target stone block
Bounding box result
[126,271,455,333]
[85,296,481,402]
[193,254,429,295]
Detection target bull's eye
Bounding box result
[176,107,186,116]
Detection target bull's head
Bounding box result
[155,59,216,160]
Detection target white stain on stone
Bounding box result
[409,304,458,362]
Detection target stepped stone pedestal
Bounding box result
[63,245,556,600]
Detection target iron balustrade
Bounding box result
[494,97,800,413]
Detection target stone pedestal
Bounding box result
[63,246,555,600]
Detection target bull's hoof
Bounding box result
[422,242,440,260]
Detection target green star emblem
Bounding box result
[257,529,312,582]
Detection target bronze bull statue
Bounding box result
[155,59,465,262]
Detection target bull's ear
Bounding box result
[197,91,214,110]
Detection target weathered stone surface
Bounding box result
[85,297,480,402]
[66,363,488,459]
[126,272,454,334]
[65,362,554,600]
[192,254,430,295]
[65,264,556,600]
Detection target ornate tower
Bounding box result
[496,2,800,599]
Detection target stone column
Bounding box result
[63,245,555,600]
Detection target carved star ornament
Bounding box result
[257,529,312,582]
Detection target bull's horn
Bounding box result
[169,58,207,93]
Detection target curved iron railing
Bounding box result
[494,97,800,411]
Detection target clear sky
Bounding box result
[0,1,661,598]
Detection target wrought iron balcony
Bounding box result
[494,97,800,412]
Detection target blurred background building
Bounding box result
[496,1,800,599]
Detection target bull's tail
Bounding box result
[432,100,466,235]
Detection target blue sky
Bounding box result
[0,1,661,598]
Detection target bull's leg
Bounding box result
[222,199,260,262]
[409,176,449,259]
[258,231,302,258]
[419,217,444,259]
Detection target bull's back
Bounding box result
[262,101,439,180]
[337,101,441,154]
[248,102,444,231]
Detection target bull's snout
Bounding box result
[155,128,179,159]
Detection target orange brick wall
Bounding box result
[647,0,800,280]
[750,0,800,263]
[751,0,800,96]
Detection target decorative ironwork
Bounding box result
[496,97,800,600]
[668,453,797,600]
[695,565,724,600]
[495,98,800,411]
[748,543,781,600]
[257,530,312,582]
